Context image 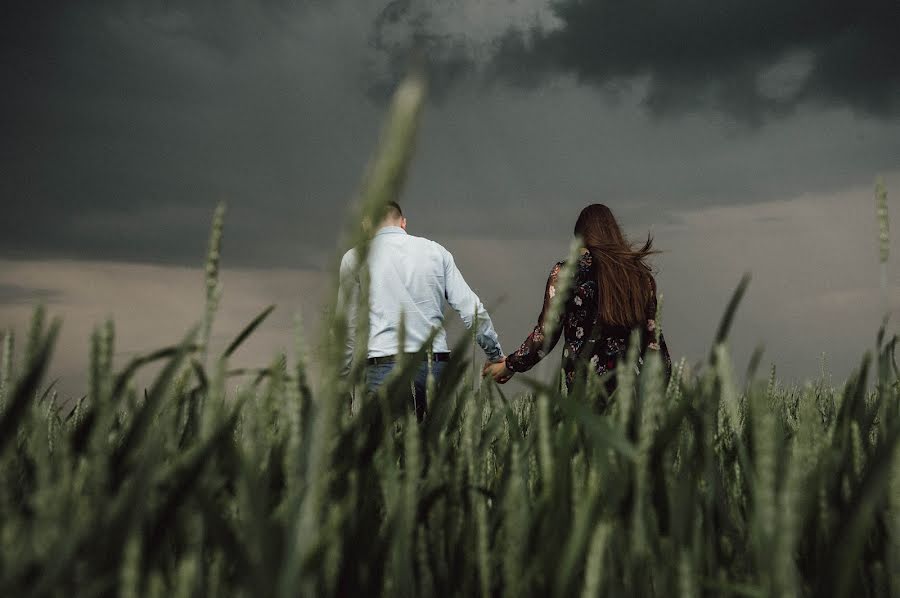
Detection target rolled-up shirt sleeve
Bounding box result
[337,249,359,375]
[439,245,503,361]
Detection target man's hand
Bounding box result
[483,358,514,384]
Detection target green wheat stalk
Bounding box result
[875,178,890,318]
[200,202,226,362]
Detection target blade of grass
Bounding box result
[0,318,60,456]
[222,304,276,359]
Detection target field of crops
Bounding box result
[1,73,898,598]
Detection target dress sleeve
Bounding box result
[643,276,672,381]
[505,263,565,373]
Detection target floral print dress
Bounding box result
[504,252,672,392]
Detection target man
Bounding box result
[339,201,504,421]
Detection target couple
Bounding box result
[339,201,671,421]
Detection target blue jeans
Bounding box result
[365,360,446,422]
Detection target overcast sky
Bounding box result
[2,0,898,395]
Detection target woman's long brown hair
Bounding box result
[574,204,658,327]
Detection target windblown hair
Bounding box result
[574,204,659,327]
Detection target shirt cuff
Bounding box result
[486,347,503,362]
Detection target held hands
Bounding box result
[483,356,514,384]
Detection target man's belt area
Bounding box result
[366,352,450,366]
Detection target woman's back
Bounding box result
[504,251,671,392]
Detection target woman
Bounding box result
[484,204,672,396]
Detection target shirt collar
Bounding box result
[375,226,407,236]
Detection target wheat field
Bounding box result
[0,72,897,598]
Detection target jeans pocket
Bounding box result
[365,364,394,391]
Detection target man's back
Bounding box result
[359,226,449,356]
[340,225,502,363]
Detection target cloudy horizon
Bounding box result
[2,0,898,396]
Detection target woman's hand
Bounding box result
[482,358,514,384]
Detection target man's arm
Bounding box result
[439,245,504,361]
[337,250,359,376]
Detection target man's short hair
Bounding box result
[381,201,403,221]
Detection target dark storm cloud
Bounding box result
[2,1,383,267]
[366,0,477,101]
[2,0,899,269]
[372,0,900,123]
[494,0,900,123]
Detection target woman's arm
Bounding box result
[503,262,566,374]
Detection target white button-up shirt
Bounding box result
[339,226,503,370]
